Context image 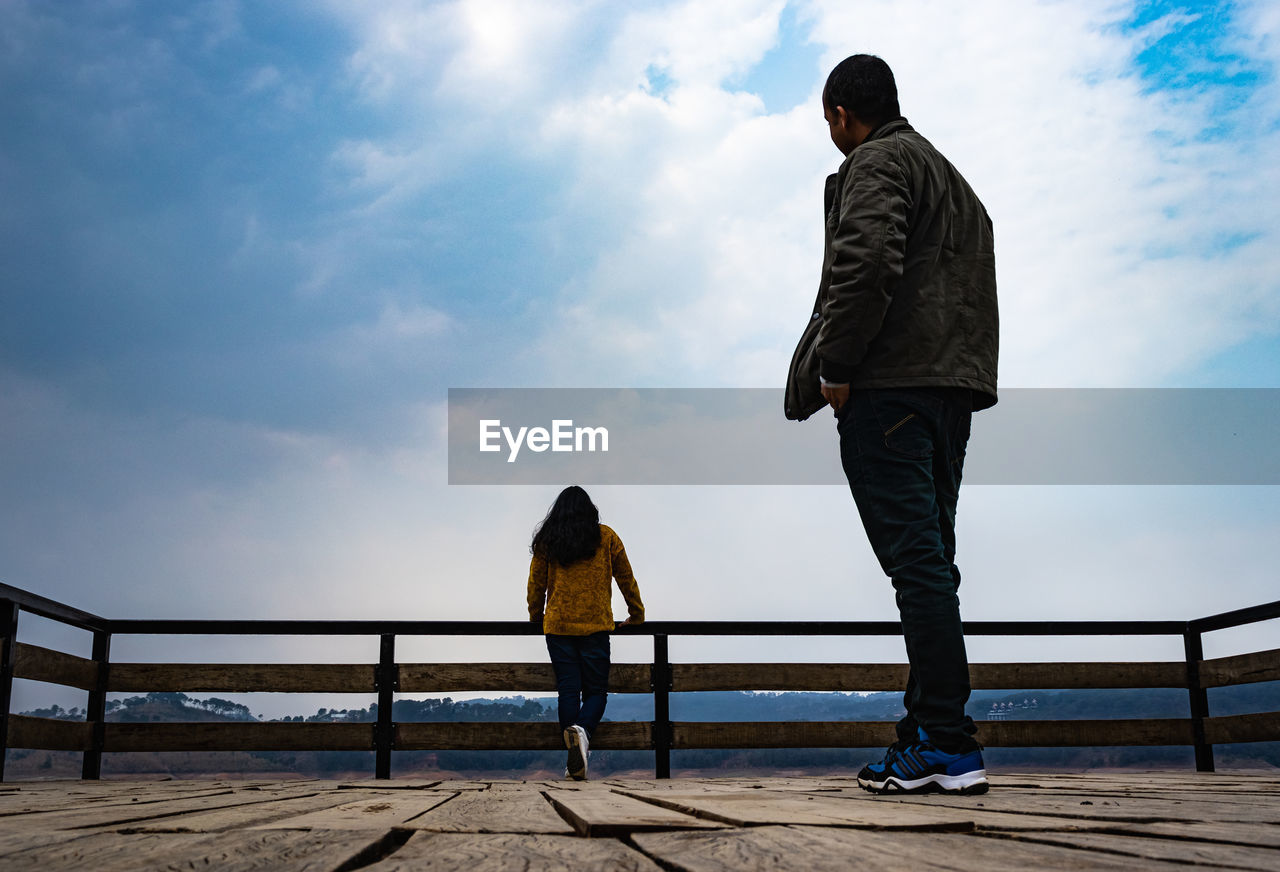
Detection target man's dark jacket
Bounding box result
[785,118,998,421]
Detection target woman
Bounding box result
[527,485,645,781]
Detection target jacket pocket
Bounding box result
[869,393,936,460]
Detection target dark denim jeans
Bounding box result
[836,387,978,753]
[546,632,611,738]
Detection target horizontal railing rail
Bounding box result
[0,583,108,633]
[103,619,1195,635]
[2,583,1277,781]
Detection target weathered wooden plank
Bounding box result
[814,786,1156,818]
[671,661,1187,692]
[983,772,1280,798]
[340,780,491,791]
[395,720,652,751]
[970,661,1187,690]
[1204,711,1280,744]
[103,722,373,752]
[978,718,1195,747]
[0,831,103,855]
[612,778,855,794]
[672,663,908,692]
[406,789,574,834]
[632,825,1197,872]
[125,790,387,833]
[362,832,664,871]
[1200,647,1280,688]
[673,721,895,749]
[883,782,1276,807]
[0,785,241,816]
[5,714,92,751]
[0,781,290,811]
[336,780,443,790]
[1105,820,1280,849]
[889,791,1280,824]
[12,643,99,690]
[616,789,976,830]
[3,829,390,872]
[986,829,1280,869]
[252,792,457,830]
[397,662,651,693]
[0,788,324,832]
[545,787,729,837]
[107,662,374,693]
[670,717,1212,751]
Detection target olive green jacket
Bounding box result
[785,118,999,421]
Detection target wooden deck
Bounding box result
[1,771,1278,870]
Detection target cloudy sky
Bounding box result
[3,0,1278,715]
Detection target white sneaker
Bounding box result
[564,725,590,781]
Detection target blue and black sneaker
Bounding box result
[858,728,988,795]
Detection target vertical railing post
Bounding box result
[1183,628,1214,772]
[374,633,397,780]
[0,601,18,783]
[652,634,671,779]
[81,628,111,780]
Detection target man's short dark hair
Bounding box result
[823,54,899,126]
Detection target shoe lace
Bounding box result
[880,739,910,762]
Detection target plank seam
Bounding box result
[622,831,687,872]
[542,789,590,837]
[331,828,416,872]
[611,788,742,827]
[1086,824,1280,851]
[965,828,1261,867]
[399,791,462,824]
[61,792,327,831]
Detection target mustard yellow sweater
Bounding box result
[527,524,645,635]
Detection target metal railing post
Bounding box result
[652,634,671,779]
[0,601,18,783]
[1183,629,1214,772]
[81,629,111,780]
[374,633,397,779]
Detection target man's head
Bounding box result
[822,54,899,155]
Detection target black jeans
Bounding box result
[545,632,610,738]
[836,387,978,753]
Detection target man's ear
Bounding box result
[833,105,850,131]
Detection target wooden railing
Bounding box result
[2,583,1278,780]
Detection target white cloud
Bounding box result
[608,0,786,89]
[378,0,1279,389]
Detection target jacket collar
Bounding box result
[860,116,912,146]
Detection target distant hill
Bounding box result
[7,685,1277,778]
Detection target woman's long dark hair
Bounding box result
[531,485,602,567]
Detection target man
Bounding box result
[785,54,998,795]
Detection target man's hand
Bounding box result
[820,382,849,413]
[615,617,636,628]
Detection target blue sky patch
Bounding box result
[1124,0,1265,94]
[736,2,822,114]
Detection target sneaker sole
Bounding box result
[858,769,989,795]
[564,728,587,781]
